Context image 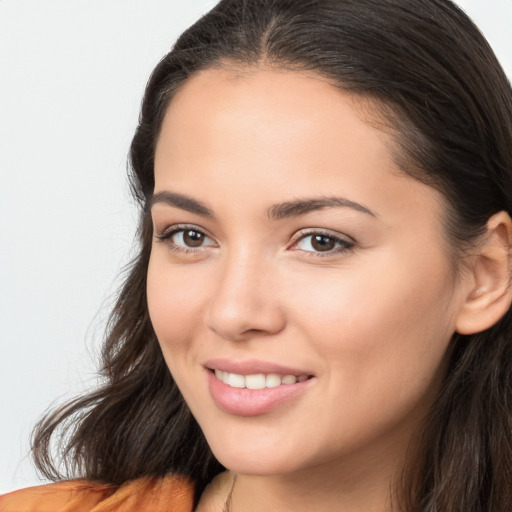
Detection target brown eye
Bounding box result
[156,227,215,251]
[293,231,354,255]
[183,230,205,247]
[311,235,335,252]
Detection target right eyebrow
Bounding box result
[148,191,214,218]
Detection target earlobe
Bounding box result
[455,211,512,335]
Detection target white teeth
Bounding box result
[245,374,266,390]
[265,373,281,388]
[265,374,282,388]
[215,369,231,385]
[214,371,308,389]
[281,375,297,385]
[228,373,246,388]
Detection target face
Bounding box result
[147,68,469,478]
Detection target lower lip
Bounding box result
[207,370,315,416]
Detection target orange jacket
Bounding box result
[0,475,194,512]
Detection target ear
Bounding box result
[455,211,512,335]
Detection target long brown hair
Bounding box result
[32,1,512,509]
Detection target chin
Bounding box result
[201,423,314,476]
[213,448,299,476]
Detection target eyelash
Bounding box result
[155,224,215,254]
[290,229,355,257]
[154,225,355,257]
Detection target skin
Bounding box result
[147,67,476,512]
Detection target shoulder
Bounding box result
[0,480,114,512]
[0,475,194,512]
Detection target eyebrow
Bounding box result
[149,191,214,217]
[268,197,376,220]
[149,191,375,220]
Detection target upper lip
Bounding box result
[204,358,313,376]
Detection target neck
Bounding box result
[197,408,425,512]
[230,455,399,512]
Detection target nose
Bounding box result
[205,250,286,342]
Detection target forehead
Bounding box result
[153,67,444,229]
[156,68,393,183]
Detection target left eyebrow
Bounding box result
[267,197,376,220]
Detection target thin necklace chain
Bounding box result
[222,474,237,512]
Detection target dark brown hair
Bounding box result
[33,1,512,510]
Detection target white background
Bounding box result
[1,0,511,494]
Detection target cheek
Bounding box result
[284,251,457,395]
[273,256,457,454]
[146,255,208,361]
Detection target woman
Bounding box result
[2,0,511,510]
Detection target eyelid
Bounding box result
[291,228,355,244]
[155,223,213,240]
[289,228,356,255]
[154,223,217,252]
[154,224,354,256]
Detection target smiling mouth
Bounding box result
[206,366,316,416]
[212,369,312,390]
